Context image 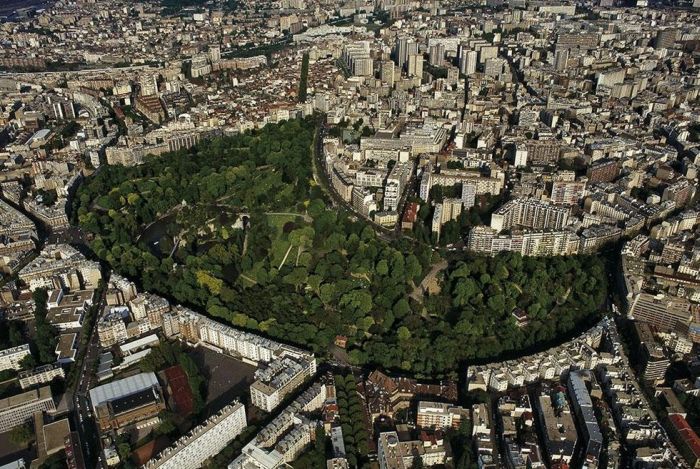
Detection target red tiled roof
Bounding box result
[669,414,700,458]
[402,203,419,223]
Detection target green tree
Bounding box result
[9,423,33,445]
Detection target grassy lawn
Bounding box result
[237,213,308,284]
[266,214,301,268]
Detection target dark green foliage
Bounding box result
[0,319,25,350]
[298,53,309,103]
[679,393,700,434]
[44,121,79,152]
[291,426,328,468]
[9,423,33,444]
[335,373,369,467]
[449,420,476,469]
[75,118,607,377]
[425,63,448,79]
[140,341,205,414]
[32,289,59,365]
[160,0,240,14]
[38,453,68,469]
[36,188,58,206]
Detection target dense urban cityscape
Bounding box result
[0,0,699,468]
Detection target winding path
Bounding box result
[410,259,448,302]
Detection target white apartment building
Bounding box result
[0,386,55,432]
[491,198,570,232]
[342,42,373,77]
[144,402,246,469]
[18,364,65,390]
[230,382,325,469]
[97,315,128,348]
[0,344,31,372]
[250,355,316,412]
[416,401,468,429]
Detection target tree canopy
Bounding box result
[75,118,607,377]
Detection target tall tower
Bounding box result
[554,49,569,72]
[429,43,445,67]
[381,61,395,87]
[460,49,477,76]
[393,37,409,71]
[407,54,423,78]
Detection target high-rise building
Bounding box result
[462,183,476,209]
[139,73,159,96]
[459,50,478,76]
[208,44,221,63]
[655,28,678,49]
[550,179,587,206]
[428,43,445,67]
[393,37,411,71]
[51,100,76,120]
[380,60,395,87]
[490,199,570,232]
[478,45,498,63]
[634,322,671,385]
[383,163,412,212]
[144,402,246,469]
[407,54,423,78]
[513,144,528,167]
[556,32,599,50]
[554,49,569,72]
[483,57,505,77]
[342,42,373,77]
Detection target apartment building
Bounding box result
[634,322,671,385]
[472,403,497,468]
[342,42,373,77]
[491,199,570,232]
[524,140,561,166]
[19,244,101,292]
[567,371,603,466]
[468,225,582,257]
[550,179,587,206]
[628,292,692,332]
[383,163,412,212]
[536,391,577,465]
[144,402,246,469]
[230,382,325,469]
[135,95,165,124]
[416,401,468,430]
[250,355,316,412]
[18,364,65,390]
[431,198,462,242]
[0,386,55,432]
[377,431,451,469]
[331,166,354,202]
[0,344,31,372]
[98,308,129,348]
